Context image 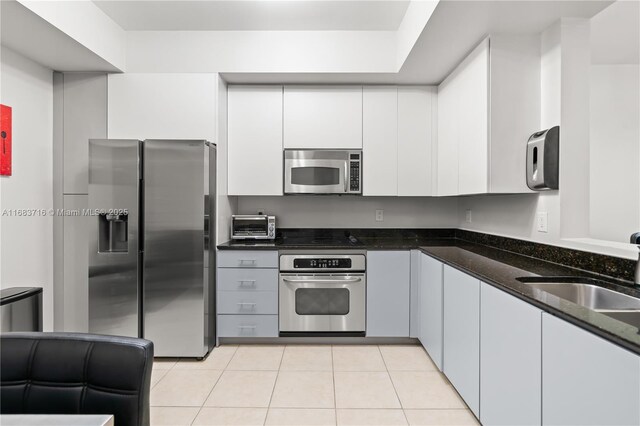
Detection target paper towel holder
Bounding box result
[526,126,559,191]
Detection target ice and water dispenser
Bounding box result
[98,213,129,253]
[526,126,559,191]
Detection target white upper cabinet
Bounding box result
[363,86,398,196]
[228,85,283,196]
[436,74,460,196]
[284,86,363,149]
[457,41,489,195]
[398,86,436,196]
[437,36,540,195]
[108,74,216,141]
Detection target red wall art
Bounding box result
[0,104,12,176]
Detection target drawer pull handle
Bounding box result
[237,325,256,330]
[239,259,257,265]
[238,280,257,287]
[237,302,257,309]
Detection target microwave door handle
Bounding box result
[344,162,348,192]
[282,277,362,284]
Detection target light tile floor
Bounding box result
[150,345,479,426]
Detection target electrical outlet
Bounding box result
[536,212,548,233]
[465,209,472,223]
[375,209,384,222]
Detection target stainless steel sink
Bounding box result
[516,277,640,330]
[523,282,640,311]
[597,311,640,329]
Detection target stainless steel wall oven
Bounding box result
[279,252,366,336]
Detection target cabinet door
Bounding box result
[284,86,362,149]
[62,195,89,332]
[108,74,216,140]
[480,283,541,426]
[366,251,411,337]
[63,73,107,194]
[363,86,398,196]
[443,265,480,416]
[228,86,283,196]
[409,250,421,339]
[398,87,435,196]
[419,254,443,370]
[457,38,489,195]
[542,313,640,426]
[436,75,459,196]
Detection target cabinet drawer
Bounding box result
[218,251,278,268]
[218,268,278,292]
[217,291,278,315]
[217,315,279,337]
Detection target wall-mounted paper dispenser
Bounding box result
[526,126,559,191]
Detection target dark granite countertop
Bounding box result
[218,228,640,354]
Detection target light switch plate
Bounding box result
[536,212,548,233]
[375,209,384,222]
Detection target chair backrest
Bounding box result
[0,332,153,426]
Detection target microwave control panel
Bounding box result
[349,153,361,192]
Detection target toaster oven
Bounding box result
[231,215,276,240]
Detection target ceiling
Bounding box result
[93,0,411,31]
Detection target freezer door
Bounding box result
[143,140,211,357]
[88,139,141,338]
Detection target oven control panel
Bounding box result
[280,254,366,272]
[293,258,352,269]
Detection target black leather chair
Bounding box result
[0,332,153,426]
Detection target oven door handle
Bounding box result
[282,277,362,284]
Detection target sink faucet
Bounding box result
[630,232,640,285]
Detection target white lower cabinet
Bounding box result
[419,253,443,370]
[480,283,542,426]
[443,265,480,417]
[542,313,640,426]
[366,251,411,337]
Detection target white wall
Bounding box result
[238,196,458,229]
[589,65,640,242]
[125,31,397,73]
[0,46,54,330]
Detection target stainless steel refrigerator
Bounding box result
[88,139,215,358]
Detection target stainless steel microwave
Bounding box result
[231,215,276,240]
[284,149,362,195]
